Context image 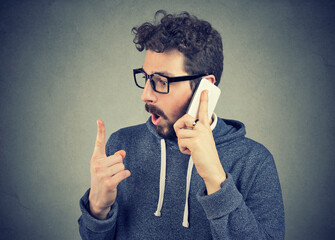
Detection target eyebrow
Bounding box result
[142,67,173,77]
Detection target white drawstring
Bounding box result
[154,113,218,227]
[154,139,166,217]
[182,157,194,228]
[154,138,194,228]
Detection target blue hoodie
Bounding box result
[78,116,285,239]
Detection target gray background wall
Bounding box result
[0,0,334,239]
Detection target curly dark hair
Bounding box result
[132,10,224,89]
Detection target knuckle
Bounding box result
[173,122,179,130]
[95,140,104,148]
[114,163,125,175]
[92,166,99,174]
[120,170,129,179]
[91,158,102,168]
[95,168,105,179]
[112,154,122,162]
[118,170,128,180]
[115,154,123,162]
[107,155,114,163]
[105,178,116,190]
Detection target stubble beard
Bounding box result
[145,97,192,140]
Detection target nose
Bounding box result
[141,79,157,103]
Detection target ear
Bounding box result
[204,74,216,84]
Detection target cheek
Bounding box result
[167,91,192,118]
[161,82,193,120]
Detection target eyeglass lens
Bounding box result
[135,72,169,93]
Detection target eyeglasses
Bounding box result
[133,68,207,94]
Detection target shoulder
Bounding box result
[215,117,272,160]
[215,118,275,174]
[242,137,272,159]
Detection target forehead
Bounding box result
[142,50,187,76]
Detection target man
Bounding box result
[78,10,285,239]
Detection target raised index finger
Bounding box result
[93,119,106,157]
[198,90,209,125]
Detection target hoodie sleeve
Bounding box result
[78,189,118,240]
[196,155,285,240]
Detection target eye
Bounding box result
[152,75,167,84]
[159,80,168,86]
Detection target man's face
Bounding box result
[141,49,193,139]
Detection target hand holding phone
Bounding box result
[175,78,226,194]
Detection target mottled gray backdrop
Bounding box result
[0,0,334,239]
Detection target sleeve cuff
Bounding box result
[196,173,243,220]
[79,188,118,233]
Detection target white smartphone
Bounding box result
[186,78,221,121]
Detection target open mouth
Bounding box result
[145,104,166,126]
[151,113,161,125]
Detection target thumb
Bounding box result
[93,119,106,157]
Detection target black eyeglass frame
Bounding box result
[133,68,208,94]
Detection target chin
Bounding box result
[156,124,177,139]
